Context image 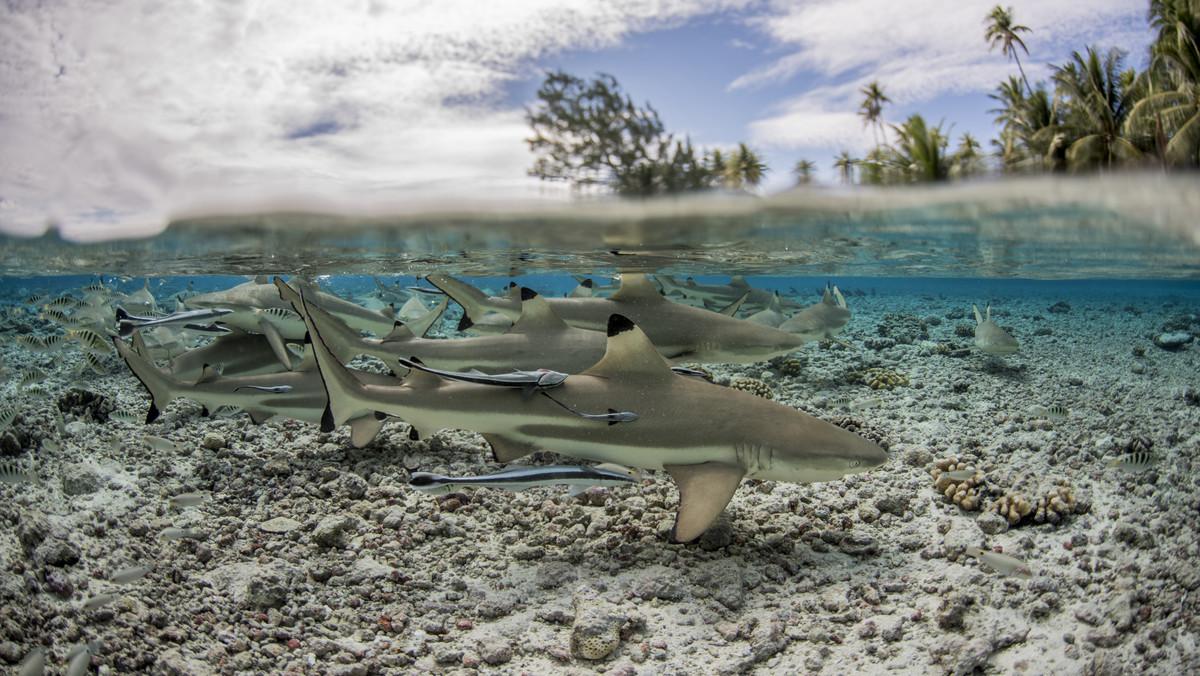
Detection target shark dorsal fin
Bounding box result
[986,303,992,322]
[383,322,415,342]
[197,364,221,384]
[768,292,781,312]
[731,275,749,288]
[293,344,317,371]
[609,274,665,303]
[504,283,522,301]
[973,304,983,324]
[130,330,149,357]
[821,283,834,304]
[581,314,675,380]
[510,288,570,333]
[253,275,269,285]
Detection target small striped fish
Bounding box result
[0,405,17,430]
[409,463,642,497]
[81,282,110,294]
[16,335,46,352]
[70,329,111,353]
[849,397,882,412]
[829,397,853,408]
[42,334,69,352]
[18,370,47,389]
[22,385,50,399]
[83,352,108,375]
[23,294,48,305]
[254,307,300,322]
[44,296,78,310]
[0,460,37,484]
[1030,405,1070,420]
[1107,452,1157,473]
[38,308,70,324]
[109,410,142,424]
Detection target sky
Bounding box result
[0,0,1155,240]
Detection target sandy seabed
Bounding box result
[1,283,1199,675]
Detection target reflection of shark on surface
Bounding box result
[779,283,853,346]
[426,273,804,364]
[294,284,888,543]
[973,303,1020,355]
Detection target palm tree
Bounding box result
[985,5,1033,95]
[733,143,768,188]
[890,114,950,181]
[1127,0,1200,166]
[858,81,892,148]
[833,150,858,184]
[793,159,817,185]
[989,75,1063,170]
[1051,46,1142,170]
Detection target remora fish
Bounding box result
[973,303,1019,355]
[274,280,610,374]
[779,283,853,345]
[409,463,641,497]
[396,357,566,401]
[425,273,805,364]
[112,333,398,447]
[115,307,233,337]
[300,289,888,543]
[655,274,801,314]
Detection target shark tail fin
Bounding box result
[112,335,181,424]
[285,283,375,428]
[426,274,507,324]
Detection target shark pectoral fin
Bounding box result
[348,415,385,448]
[257,316,293,371]
[567,485,588,498]
[245,410,273,425]
[483,434,539,463]
[663,463,745,543]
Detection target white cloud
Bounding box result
[0,0,744,238]
[738,0,1152,150]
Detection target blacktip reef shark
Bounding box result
[425,273,805,364]
[972,303,1020,355]
[300,288,888,542]
[164,326,304,380]
[779,283,854,346]
[273,279,611,374]
[113,332,398,447]
[409,463,641,497]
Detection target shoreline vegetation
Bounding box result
[525,2,1199,196]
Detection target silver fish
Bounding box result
[115,307,233,337]
[80,593,117,610]
[109,564,153,584]
[964,546,1032,579]
[143,435,179,452]
[159,527,199,540]
[65,641,102,676]
[169,491,209,507]
[409,463,642,497]
[18,646,44,676]
[233,385,294,394]
[848,397,882,412]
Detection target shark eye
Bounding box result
[850,460,861,468]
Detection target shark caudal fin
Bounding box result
[113,333,185,424]
[407,296,448,338]
[425,274,513,324]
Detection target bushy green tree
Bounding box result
[525,70,714,196]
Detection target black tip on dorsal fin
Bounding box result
[581,279,594,288]
[607,314,635,338]
[520,287,537,301]
[145,404,160,424]
[200,406,210,417]
[303,331,311,344]
[408,426,420,441]
[457,314,474,332]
